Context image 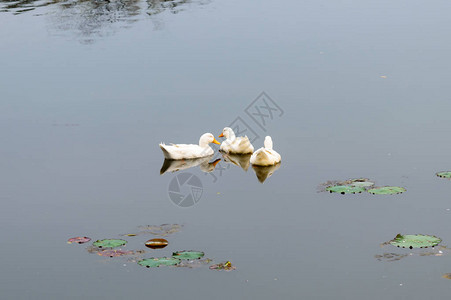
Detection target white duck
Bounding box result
[159,133,220,160]
[218,127,254,154]
[250,136,281,166]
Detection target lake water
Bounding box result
[2,0,451,298]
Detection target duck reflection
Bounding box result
[160,156,221,175]
[220,152,251,171]
[0,0,209,42]
[252,163,281,183]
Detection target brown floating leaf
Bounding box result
[145,238,169,249]
[209,261,236,271]
[138,224,183,236]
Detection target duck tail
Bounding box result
[159,143,171,159]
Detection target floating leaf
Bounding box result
[325,185,365,194]
[124,234,137,237]
[176,258,213,268]
[97,250,134,257]
[145,238,168,249]
[67,237,91,244]
[92,239,127,249]
[209,261,236,271]
[442,274,451,279]
[138,257,181,268]
[368,186,406,195]
[436,172,451,179]
[319,178,375,192]
[348,181,375,188]
[172,250,204,260]
[137,224,183,236]
[389,234,441,249]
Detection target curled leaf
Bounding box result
[145,238,168,249]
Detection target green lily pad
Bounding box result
[325,185,365,194]
[172,250,205,260]
[436,172,451,179]
[92,239,127,249]
[389,234,441,249]
[368,186,406,195]
[138,257,181,268]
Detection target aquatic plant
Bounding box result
[436,171,451,179]
[325,185,366,194]
[145,238,169,249]
[67,237,91,244]
[97,250,135,257]
[172,250,204,260]
[92,239,127,249]
[209,261,236,271]
[368,186,406,195]
[389,234,441,249]
[138,257,181,268]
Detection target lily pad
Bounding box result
[137,224,183,236]
[137,257,181,268]
[349,181,375,188]
[97,250,134,257]
[145,238,168,249]
[92,239,127,249]
[368,186,406,195]
[172,250,205,260]
[67,237,91,244]
[436,172,451,179]
[389,234,441,249]
[176,258,213,268]
[209,261,236,271]
[325,185,365,194]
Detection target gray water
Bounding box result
[2,0,451,298]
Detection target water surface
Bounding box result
[2,0,451,299]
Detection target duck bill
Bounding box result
[212,138,221,145]
[218,133,224,138]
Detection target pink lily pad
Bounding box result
[97,250,135,257]
[68,237,91,244]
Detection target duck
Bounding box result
[250,136,281,166]
[218,127,254,154]
[159,133,220,160]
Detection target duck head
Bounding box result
[199,133,220,147]
[264,136,273,150]
[218,127,236,140]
